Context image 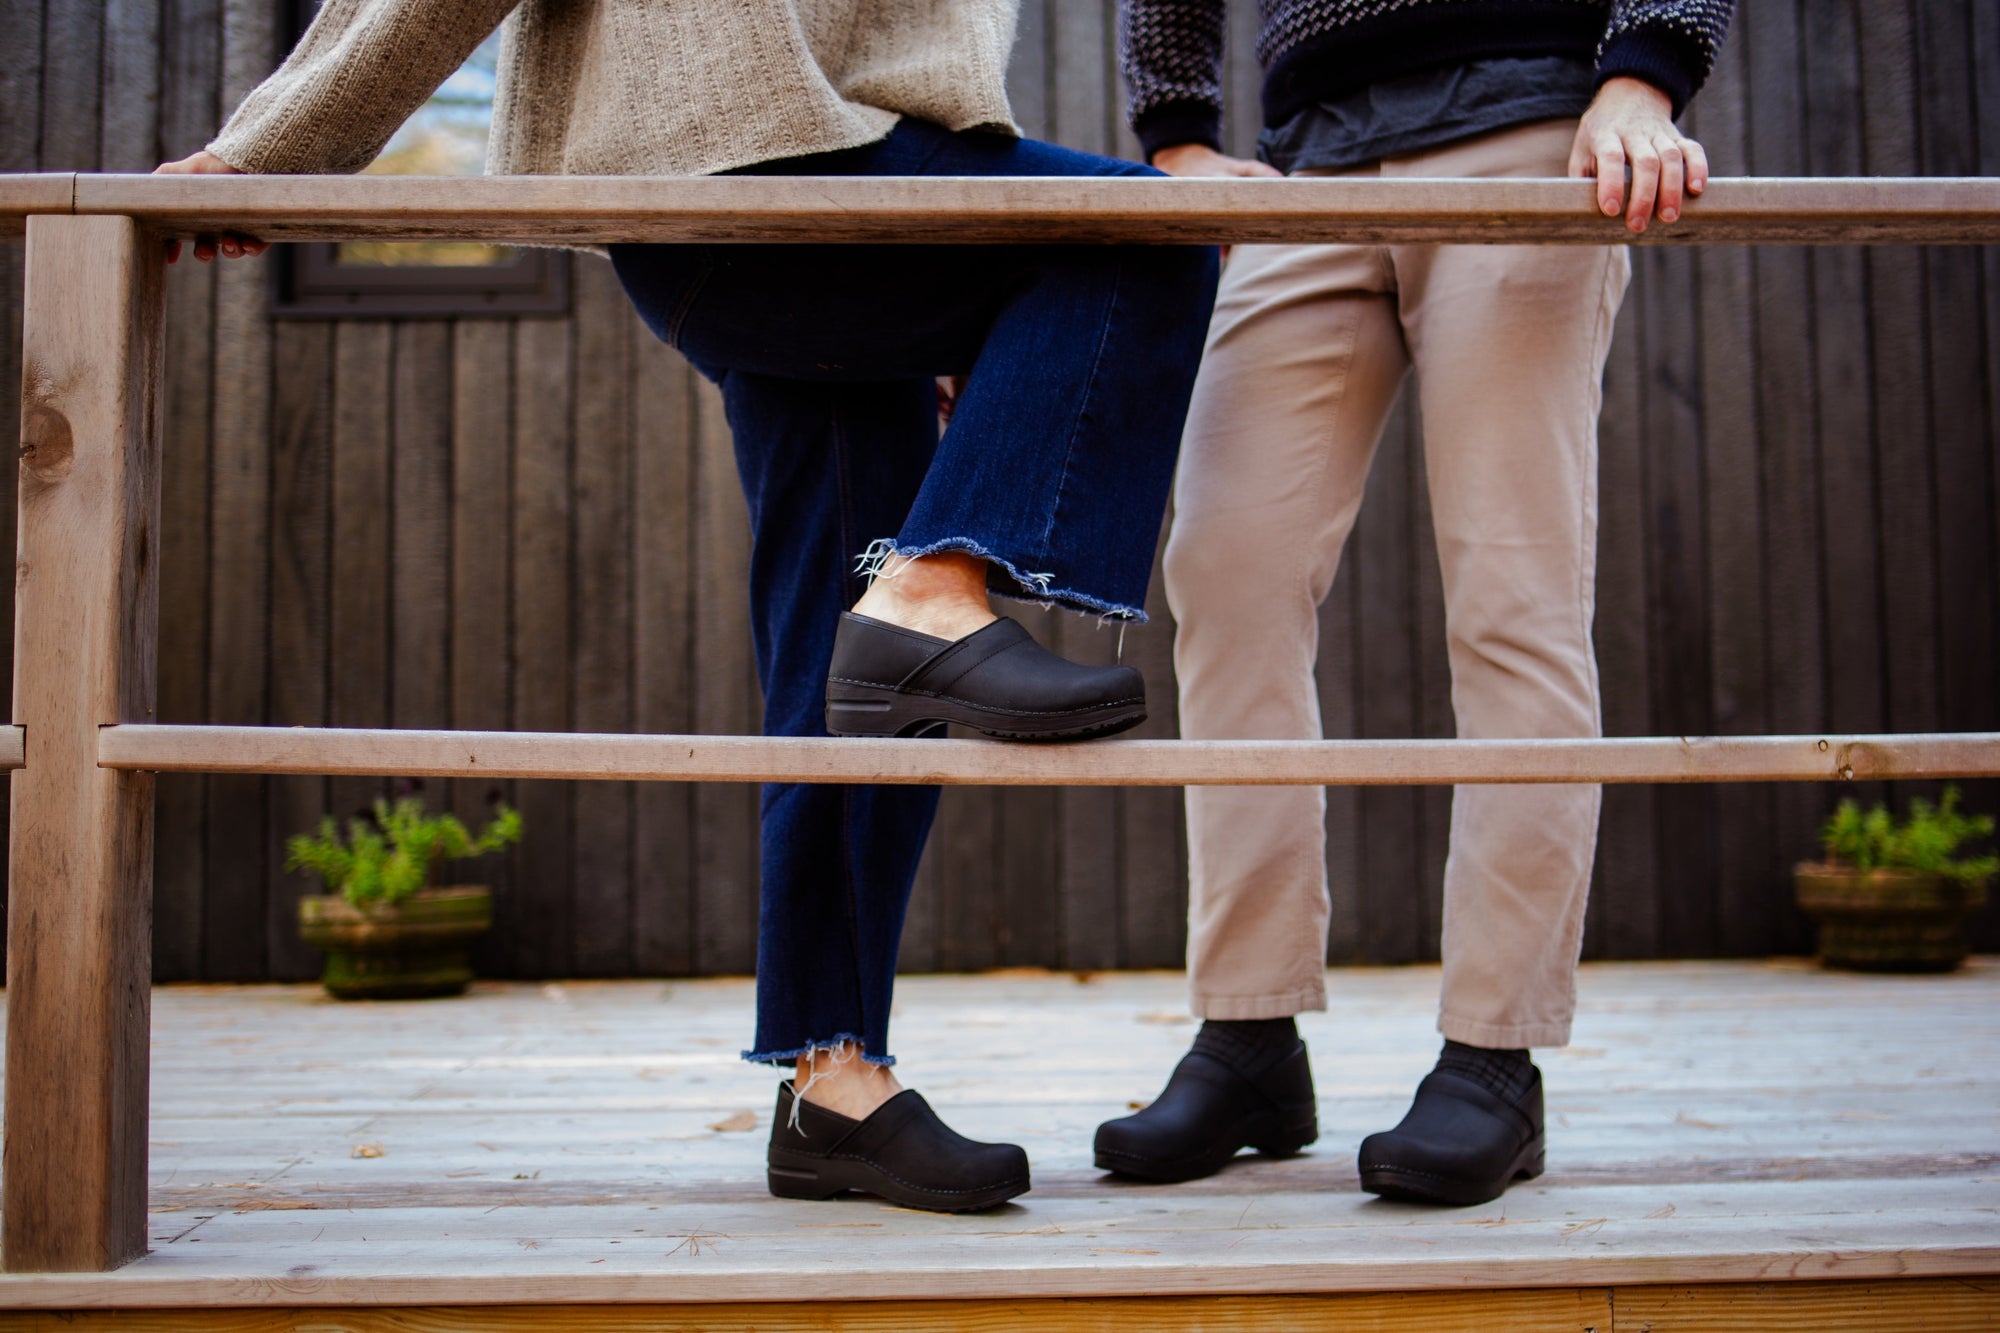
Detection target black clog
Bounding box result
[1357,1065,1546,1206]
[767,1080,1031,1212]
[1093,1043,1319,1183]
[825,612,1145,741]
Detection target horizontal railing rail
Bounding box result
[6,174,2000,245]
[6,171,1998,1276]
[94,726,2000,787]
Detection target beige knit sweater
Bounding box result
[209,0,1022,178]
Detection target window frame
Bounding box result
[270,0,571,319]
[272,243,571,318]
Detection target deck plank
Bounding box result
[0,962,1993,1307]
[4,1283,2000,1333]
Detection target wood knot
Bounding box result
[20,403,74,483]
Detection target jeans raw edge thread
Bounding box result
[860,535,1148,623]
[743,1033,896,1067]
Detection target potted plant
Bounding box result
[287,796,523,999]
[1795,786,1995,973]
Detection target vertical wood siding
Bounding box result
[3,0,1997,981]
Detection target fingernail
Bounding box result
[1661,208,1677,222]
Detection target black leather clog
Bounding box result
[1358,1065,1546,1206]
[825,612,1145,741]
[767,1080,1031,1212]
[1093,1043,1319,1183]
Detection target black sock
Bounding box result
[1437,1039,1538,1107]
[1191,1017,1300,1080]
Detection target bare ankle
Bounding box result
[851,549,998,641]
[794,1042,904,1120]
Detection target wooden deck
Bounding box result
[0,960,1996,1329]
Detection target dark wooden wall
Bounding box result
[3,0,1997,981]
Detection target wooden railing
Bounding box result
[5,172,2000,1274]
[11,174,2000,244]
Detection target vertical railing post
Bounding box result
[5,215,163,1272]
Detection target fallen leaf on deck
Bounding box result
[230,1198,318,1211]
[707,1110,758,1133]
[1645,1203,1677,1219]
[1674,1112,1727,1131]
[350,1142,385,1159]
[1126,1100,1151,1111]
[1559,1218,1607,1237]
[1135,1011,1192,1025]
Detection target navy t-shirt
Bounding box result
[1258,55,1596,174]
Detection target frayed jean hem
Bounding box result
[857,537,1148,624]
[743,1033,897,1068]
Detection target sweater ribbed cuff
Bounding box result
[1133,99,1224,163]
[1595,29,1703,119]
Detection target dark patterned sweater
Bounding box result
[1119,0,1736,159]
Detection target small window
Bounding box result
[273,5,569,317]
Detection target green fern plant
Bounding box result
[1819,786,1997,888]
[286,797,523,911]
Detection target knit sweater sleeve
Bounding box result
[1118,0,1229,161]
[1596,0,1736,118]
[207,0,521,174]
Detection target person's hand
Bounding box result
[1568,76,1708,233]
[937,375,968,428]
[1151,145,1281,263]
[154,150,269,264]
[1151,144,1284,179]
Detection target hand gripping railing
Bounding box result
[5,172,2000,1273]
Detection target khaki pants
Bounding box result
[1165,119,1630,1049]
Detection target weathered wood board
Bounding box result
[8,174,2000,246]
[0,961,1992,1309]
[5,215,163,1272]
[91,724,2000,786]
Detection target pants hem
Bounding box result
[1438,1013,1572,1050]
[863,536,1147,623]
[1192,984,1328,1020]
[742,1033,896,1068]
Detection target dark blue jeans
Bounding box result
[611,119,1218,1067]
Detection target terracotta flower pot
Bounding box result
[297,885,493,999]
[1793,863,1989,973]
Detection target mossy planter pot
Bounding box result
[298,886,493,1000]
[1794,863,1989,973]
